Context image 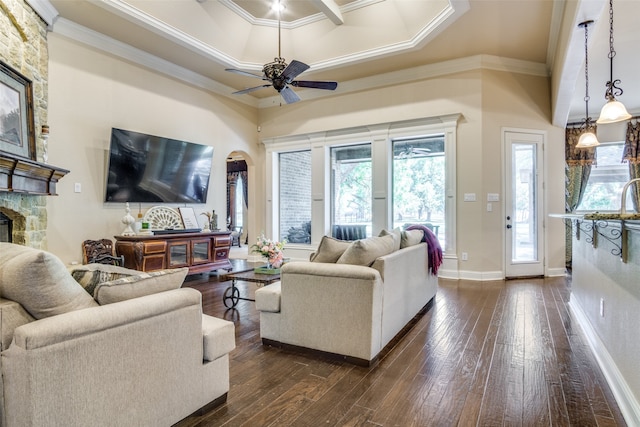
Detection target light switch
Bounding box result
[487,193,500,202]
[74,183,81,193]
[463,193,476,202]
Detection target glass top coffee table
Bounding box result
[222,268,281,308]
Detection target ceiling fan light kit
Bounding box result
[596,0,631,125]
[225,1,337,104]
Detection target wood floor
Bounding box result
[178,261,626,426]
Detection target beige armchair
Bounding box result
[0,243,235,427]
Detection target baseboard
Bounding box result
[569,299,640,426]
[545,267,566,277]
[458,270,503,281]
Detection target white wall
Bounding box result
[257,68,565,278]
[571,222,640,425]
[46,34,259,264]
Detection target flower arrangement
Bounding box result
[251,233,286,268]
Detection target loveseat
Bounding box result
[255,230,438,366]
[0,243,235,427]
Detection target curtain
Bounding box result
[226,170,249,237]
[227,171,239,229]
[565,126,597,267]
[622,120,640,212]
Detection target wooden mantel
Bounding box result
[0,151,69,196]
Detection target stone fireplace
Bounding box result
[0,193,47,248]
[0,0,59,249]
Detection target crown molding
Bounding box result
[257,54,548,108]
[51,17,546,110]
[25,0,58,28]
[51,18,258,108]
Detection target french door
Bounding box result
[504,130,544,278]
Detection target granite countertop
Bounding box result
[583,212,640,220]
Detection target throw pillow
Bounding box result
[94,267,189,305]
[310,236,351,263]
[401,229,424,248]
[336,234,396,266]
[68,264,142,296]
[0,243,98,319]
[378,228,401,251]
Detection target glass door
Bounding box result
[505,131,544,277]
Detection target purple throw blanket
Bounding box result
[406,224,442,276]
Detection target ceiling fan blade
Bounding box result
[281,60,310,82]
[291,80,338,91]
[232,84,272,95]
[225,68,265,79]
[280,86,301,104]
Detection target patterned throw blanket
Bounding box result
[406,224,443,276]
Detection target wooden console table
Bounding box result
[114,231,232,274]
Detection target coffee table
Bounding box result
[222,268,281,308]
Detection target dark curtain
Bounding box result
[565,126,597,267]
[622,120,640,212]
[226,170,248,230]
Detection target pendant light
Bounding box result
[596,0,631,124]
[576,20,599,148]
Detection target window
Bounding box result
[331,144,372,239]
[392,136,446,249]
[265,115,459,259]
[577,142,631,211]
[279,150,312,243]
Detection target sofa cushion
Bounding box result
[378,228,401,251]
[93,267,189,305]
[310,236,351,263]
[202,314,236,362]
[69,264,141,296]
[336,234,396,266]
[401,229,424,248]
[255,281,281,312]
[0,243,98,319]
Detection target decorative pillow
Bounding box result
[68,264,142,296]
[310,236,351,263]
[336,234,396,266]
[378,228,401,251]
[401,229,424,248]
[94,267,189,305]
[0,243,98,319]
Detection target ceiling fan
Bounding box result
[225,5,338,104]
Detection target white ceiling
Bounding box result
[43,0,640,125]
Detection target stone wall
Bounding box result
[0,0,51,248]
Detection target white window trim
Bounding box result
[262,114,460,260]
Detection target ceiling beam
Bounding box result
[310,0,344,25]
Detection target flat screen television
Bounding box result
[105,128,214,204]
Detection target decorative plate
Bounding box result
[143,206,184,230]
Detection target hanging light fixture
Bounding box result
[576,20,599,148]
[596,0,631,124]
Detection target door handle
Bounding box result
[506,224,512,229]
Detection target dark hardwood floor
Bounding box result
[178,261,626,426]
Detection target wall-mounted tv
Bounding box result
[105,128,214,204]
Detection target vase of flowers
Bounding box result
[251,233,286,271]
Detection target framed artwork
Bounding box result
[0,61,35,160]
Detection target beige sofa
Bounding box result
[255,232,437,366]
[0,243,235,427]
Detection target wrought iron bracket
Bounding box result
[573,218,638,262]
